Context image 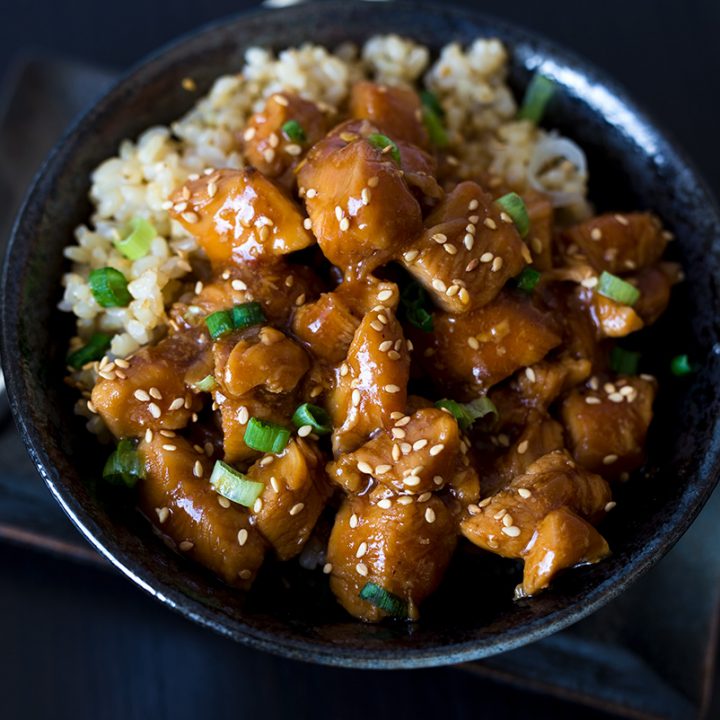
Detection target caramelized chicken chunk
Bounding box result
[247,438,331,560]
[632,262,682,325]
[243,92,328,184]
[138,434,266,588]
[560,375,656,478]
[522,507,610,596]
[329,408,462,495]
[350,81,429,148]
[401,182,528,313]
[586,290,644,339]
[297,119,422,277]
[328,307,410,454]
[417,291,561,397]
[563,212,668,274]
[327,493,456,621]
[91,329,207,438]
[170,168,315,266]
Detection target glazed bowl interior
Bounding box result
[3,1,720,668]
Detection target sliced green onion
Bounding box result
[209,460,264,507]
[114,217,155,260]
[611,347,640,375]
[671,354,694,376]
[292,403,331,435]
[597,271,640,306]
[517,73,556,124]
[359,582,407,617]
[67,333,111,369]
[435,396,498,431]
[496,192,530,238]
[205,310,234,339]
[89,267,132,308]
[400,281,433,332]
[420,90,444,118]
[231,302,266,330]
[244,417,291,454]
[367,133,401,166]
[406,305,433,332]
[103,438,144,488]
[281,119,307,144]
[517,267,541,293]
[194,374,217,392]
[422,106,448,148]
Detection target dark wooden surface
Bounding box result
[1,1,720,719]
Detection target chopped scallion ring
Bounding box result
[420,90,444,119]
[209,460,264,507]
[496,192,530,238]
[516,267,541,293]
[359,582,407,617]
[367,133,401,166]
[435,396,498,431]
[205,310,234,339]
[597,271,640,306]
[281,119,307,144]
[671,354,694,376]
[103,438,144,488]
[407,305,433,332]
[611,347,641,375]
[89,267,132,308]
[400,281,434,332]
[517,73,556,124]
[244,417,291,454]
[67,333,111,369]
[292,403,331,435]
[114,217,155,260]
[231,302,266,330]
[194,375,217,392]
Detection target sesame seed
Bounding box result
[517,440,529,455]
[356,542,368,558]
[443,243,458,255]
[204,442,214,456]
[253,498,263,513]
[351,389,361,407]
[181,211,199,224]
[502,514,514,527]
[615,214,629,225]
[231,279,248,291]
[468,199,479,211]
[494,509,507,520]
[502,526,521,537]
[148,403,161,419]
[387,350,401,360]
[156,507,169,524]
[370,321,383,332]
[377,289,393,302]
[483,218,497,230]
[404,476,421,487]
[392,428,406,439]
[608,393,624,403]
[403,249,419,263]
[377,313,388,325]
[238,569,252,580]
[425,508,436,524]
[429,443,445,456]
[398,495,414,505]
[356,563,368,576]
[243,127,256,141]
[323,563,333,574]
[432,233,447,244]
[433,476,444,486]
[285,143,302,156]
[432,279,447,292]
[605,501,617,512]
[603,454,619,465]
[193,460,203,478]
[134,389,150,402]
[458,288,470,304]
[590,228,603,240]
[378,498,392,509]
[500,212,513,224]
[148,387,162,400]
[518,488,532,499]
[478,497,492,508]
[179,541,194,552]
[384,384,401,394]
[480,252,494,263]
[468,504,480,515]
[375,464,392,475]
[339,217,350,231]
[491,257,504,272]
[585,396,602,405]
[581,277,599,288]
[161,444,177,452]
[368,176,380,188]
[262,148,275,163]
[361,188,371,205]
[236,528,249,547]
[237,406,249,424]
[466,258,480,272]
[379,340,393,352]
[145,429,154,443]
[168,398,184,411]
[297,424,313,438]
[289,503,305,516]
[349,513,359,529]
[446,284,460,297]
[357,461,373,474]
[619,385,634,396]
[413,439,428,451]
[305,188,317,199]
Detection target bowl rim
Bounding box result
[3,0,720,668]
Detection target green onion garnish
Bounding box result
[205,310,234,339]
[244,417,291,454]
[496,193,530,238]
[516,267,541,293]
[114,217,155,260]
[611,347,641,375]
[671,354,694,376]
[194,374,217,392]
[103,438,145,488]
[231,302,266,330]
[292,403,331,435]
[420,90,444,118]
[367,133,401,166]
[359,582,407,617]
[597,271,640,307]
[281,119,307,144]
[435,396,498,431]
[209,460,264,507]
[400,281,434,332]
[421,106,448,148]
[89,267,132,308]
[517,73,556,124]
[67,333,111,369]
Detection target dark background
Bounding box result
[1,1,718,719]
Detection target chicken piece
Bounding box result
[560,375,656,478]
[327,493,456,621]
[137,434,266,588]
[416,291,561,397]
[524,190,554,271]
[512,357,592,411]
[521,507,610,596]
[297,119,422,278]
[329,408,462,495]
[563,212,668,274]
[587,289,644,338]
[400,182,528,313]
[632,262,682,325]
[397,141,444,203]
[172,261,319,331]
[169,168,315,266]
[350,81,428,149]
[447,463,482,507]
[292,279,399,364]
[243,92,328,184]
[91,329,207,438]
[461,449,611,557]
[214,327,309,399]
[328,307,410,454]
[247,438,331,560]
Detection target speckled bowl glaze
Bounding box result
[3,1,720,668]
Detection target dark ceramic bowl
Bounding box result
[3,0,720,668]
